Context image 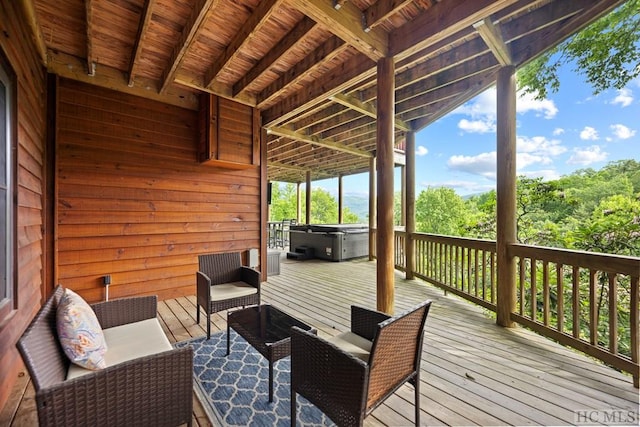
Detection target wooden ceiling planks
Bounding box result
[29,0,627,183]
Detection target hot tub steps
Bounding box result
[286,246,314,260]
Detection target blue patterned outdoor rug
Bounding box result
[175,332,335,426]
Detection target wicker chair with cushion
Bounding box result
[16,285,193,427]
[196,252,261,339]
[290,300,432,427]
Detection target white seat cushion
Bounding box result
[67,318,172,380]
[210,281,258,301]
[328,331,372,363]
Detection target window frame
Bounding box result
[0,47,17,323]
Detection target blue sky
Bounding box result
[313,66,639,198]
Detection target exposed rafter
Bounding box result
[363,0,414,32]
[233,17,317,96]
[160,0,219,93]
[267,126,373,158]
[205,0,283,89]
[128,0,156,87]
[291,0,388,61]
[330,93,411,131]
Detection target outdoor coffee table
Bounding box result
[226,304,316,402]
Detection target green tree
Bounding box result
[269,182,297,221]
[300,187,361,224]
[415,187,469,235]
[518,0,640,99]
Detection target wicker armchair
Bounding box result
[291,300,432,427]
[196,252,261,339]
[16,285,193,427]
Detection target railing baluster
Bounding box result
[557,264,564,334]
[631,274,639,388]
[589,269,597,346]
[572,266,580,339]
[609,273,618,355]
[519,259,525,316]
[543,261,550,326]
[531,258,537,321]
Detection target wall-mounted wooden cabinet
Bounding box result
[198,93,260,169]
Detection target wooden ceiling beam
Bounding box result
[257,36,346,108]
[363,0,414,32]
[233,17,317,96]
[21,1,48,65]
[291,0,388,61]
[85,0,96,76]
[474,18,512,66]
[47,51,199,110]
[390,0,519,60]
[268,126,373,158]
[173,71,256,106]
[205,0,282,89]
[262,52,376,126]
[160,0,219,94]
[330,93,411,131]
[127,0,156,87]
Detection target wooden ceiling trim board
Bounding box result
[363,0,415,32]
[48,51,199,110]
[233,16,317,96]
[21,0,48,65]
[173,70,256,106]
[204,0,282,89]
[261,52,376,126]
[305,109,366,136]
[499,0,585,42]
[330,93,411,131]
[86,0,95,75]
[390,0,520,60]
[128,0,156,87]
[256,35,347,108]
[267,126,373,157]
[319,116,376,140]
[268,161,309,173]
[473,18,512,66]
[292,104,352,133]
[291,0,388,61]
[160,0,219,93]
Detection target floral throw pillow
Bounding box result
[56,288,108,370]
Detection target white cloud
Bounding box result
[453,87,558,134]
[458,119,495,133]
[447,152,497,179]
[416,145,429,156]
[612,88,633,107]
[517,152,551,169]
[552,128,565,136]
[517,91,558,119]
[579,126,599,141]
[517,135,566,156]
[610,124,636,140]
[567,145,608,165]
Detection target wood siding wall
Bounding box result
[56,79,261,303]
[0,0,47,412]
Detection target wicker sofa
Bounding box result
[17,285,193,427]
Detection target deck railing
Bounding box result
[387,230,640,387]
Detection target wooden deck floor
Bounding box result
[4,253,639,426]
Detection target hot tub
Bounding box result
[288,224,369,261]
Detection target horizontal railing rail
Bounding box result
[390,231,639,386]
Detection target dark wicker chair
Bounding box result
[291,300,432,427]
[16,285,193,427]
[196,252,261,339]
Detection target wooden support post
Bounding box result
[260,128,268,281]
[405,132,415,280]
[369,157,376,261]
[305,171,311,225]
[376,57,395,315]
[496,66,517,327]
[338,175,344,224]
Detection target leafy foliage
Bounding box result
[517,0,640,99]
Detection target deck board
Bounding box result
[5,254,638,426]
